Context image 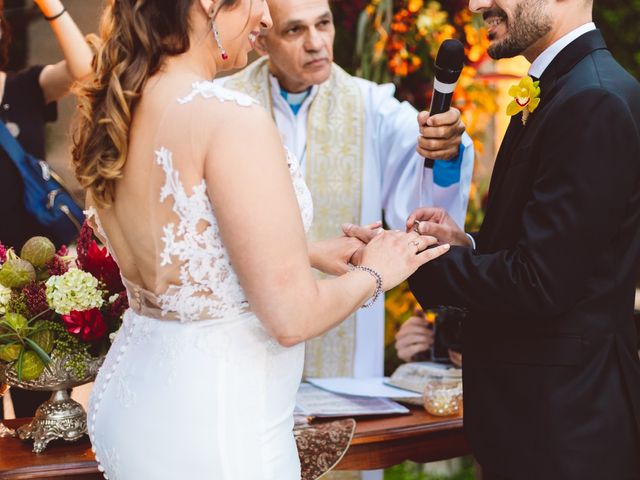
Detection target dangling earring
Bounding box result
[211,20,229,61]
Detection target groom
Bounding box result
[402,0,640,478]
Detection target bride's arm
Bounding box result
[204,103,448,347]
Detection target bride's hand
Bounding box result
[341,221,383,266]
[341,221,383,244]
[309,236,365,276]
[358,230,450,291]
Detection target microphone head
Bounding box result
[434,39,465,84]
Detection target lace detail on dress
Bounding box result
[155,147,250,321]
[286,148,313,231]
[154,84,312,322]
[177,81,257,107]
[85,207,107,240]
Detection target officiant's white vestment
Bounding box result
[221,58,473,380]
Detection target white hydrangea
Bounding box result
[45,269,104,315]
[0,284,11,315]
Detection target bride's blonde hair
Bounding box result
[72,0,237,207]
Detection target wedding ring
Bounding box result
[413,220,420,233]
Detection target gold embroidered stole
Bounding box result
[225,58,364,378]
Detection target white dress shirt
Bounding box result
[529,22,596,78]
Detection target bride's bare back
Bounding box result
[93,73,226,295]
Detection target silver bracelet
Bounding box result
[351,265,383,308]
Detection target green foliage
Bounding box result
[385,459,476,480]
[594,1,640,79]
[0,312,53,380]
[43,321,91,378]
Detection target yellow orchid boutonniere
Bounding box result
[507,76,541,125]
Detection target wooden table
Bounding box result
[0,408,469,478]
[338,407,469,470]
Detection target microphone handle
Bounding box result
[423,91,454,169]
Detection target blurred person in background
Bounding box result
[0,0,91,419]
[0,0,91,250]
[395,308,462,367]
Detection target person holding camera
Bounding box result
[0,0,92,250]
[0,0,91,418]
[395,308,463,367]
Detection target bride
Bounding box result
[71,0,449,478]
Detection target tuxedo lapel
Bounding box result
[484,113,525,212]
[540,30,607,88]
[477,114,527,247]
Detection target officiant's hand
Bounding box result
[407,207,472,247]
[417,108,465,160]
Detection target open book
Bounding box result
[294,383,410,420]
[387,361,462,393]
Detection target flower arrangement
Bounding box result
[351,0,499,149]
[0,223,127,382]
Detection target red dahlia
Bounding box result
[62,308,107,342]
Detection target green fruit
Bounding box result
[0,344,22,362]
[17,351,45,381]
[30,327,55,354]
[20,237,56,268]
[3,313,28,335]
[0,258,36,288]
[36,269,51,282]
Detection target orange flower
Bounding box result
[464,24,490,63]
[388,53,409,77]
[408,0,424,13]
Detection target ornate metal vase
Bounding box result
[3,355,104,453]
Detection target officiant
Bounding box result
[219,0,473,396]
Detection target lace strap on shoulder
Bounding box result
[177,81,258,107]
[84,206,107,240]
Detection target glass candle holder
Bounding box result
[423,379,463,417]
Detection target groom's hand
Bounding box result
[417,108,465,161]
[407,207,472,247]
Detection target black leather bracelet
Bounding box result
[44,7,66,21]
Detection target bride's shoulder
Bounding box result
[177,80,275,134]
[177,80,258,109]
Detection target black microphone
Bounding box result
[424,39,465,168]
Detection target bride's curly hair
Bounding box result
[72,0,238,207]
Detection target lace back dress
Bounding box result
[87,82,313,480]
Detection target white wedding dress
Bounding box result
[87,83,313,480]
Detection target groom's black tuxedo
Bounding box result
[409,30,640,479]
